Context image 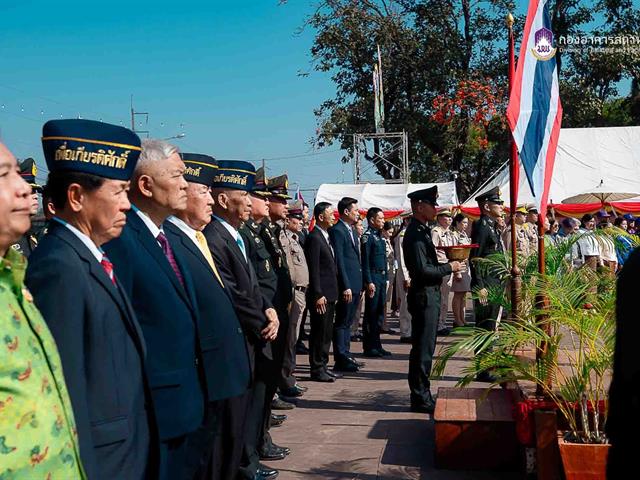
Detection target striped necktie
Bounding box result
[195,231,225,288]
[100,255,117,286]
[156,232,185,288]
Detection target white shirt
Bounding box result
[134,206,164,246]
[54,217,103,263]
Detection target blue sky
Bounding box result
[0,1,635,198]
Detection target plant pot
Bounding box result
[557,432,610,480]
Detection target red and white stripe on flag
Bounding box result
[506,0,563,218]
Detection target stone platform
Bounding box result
[269,313,525,479]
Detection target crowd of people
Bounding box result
[2,118,638,480]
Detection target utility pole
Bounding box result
[130,95,150,137]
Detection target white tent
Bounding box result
[316,182,459,212]
[463,126,640,208]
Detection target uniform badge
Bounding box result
[256,237,261,244]
[10,243,21,252]
[266,260,270,272]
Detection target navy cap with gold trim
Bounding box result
[252,167,270,197]
[212,160,255,191]
[268,174,291,199]
[19,158,42,191]
[407,185,439,206]
[42,119,141,180]
[475,186,504,204]
[180,153,217,186]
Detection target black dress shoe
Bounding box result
[475,371,498,383]
[279,386,304,398]
[272,413,287,421]
[257,464,279,479]
[363,349,384,357]
[271,397,296,410]
[259,447,286,461]
[437,327,452,336]
[269,417,284,428]
[379,348,392,356]
[295,342,309,354]
[325,369,343,379]
[410,402,436,414]
[348,357,365,367]
[271,443,290,455]
[350,333,363,342]
[333,361,358,373]
[295,383,308,392]
[310,371,335,382]
[400,336,412,344]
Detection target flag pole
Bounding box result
[507,12,521,322]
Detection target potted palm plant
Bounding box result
[432,229,634,479]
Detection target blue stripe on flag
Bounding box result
[520,56,555,195]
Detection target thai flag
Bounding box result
[506,0,563,217]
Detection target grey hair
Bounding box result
[135,139,180,173]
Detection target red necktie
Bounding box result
[100,256,117,286]
[157,232,185,288]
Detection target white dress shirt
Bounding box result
[133,206,164,246]
[54,217,103,262]
[213,215,247,261]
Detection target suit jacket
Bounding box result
[202,217,272,367]
[164,221,252,400]
[305,227,339,303]
[329,220,362,294]
[103,210,204,441]
[26,221,153,480]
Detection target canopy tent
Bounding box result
[315,182,459,218]
[461,126,640,217]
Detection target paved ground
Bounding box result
[267,309,525,480]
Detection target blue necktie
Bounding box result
[236,235,247,261]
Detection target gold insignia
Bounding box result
[266,260,270,272]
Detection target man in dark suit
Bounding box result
[26,119,155,479]
[305,202,339,382]
[329,196,364,372]
[103,138,205,480]
[164,153,252,480]
[403,186,464,413]
[203,160,279,480]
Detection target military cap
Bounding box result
[437,207,452,217]
[180,153,217,186]
[42,119,141,180]
[623,213,636,222]
[475,186,504,204]
[527,205,539,214]
[288,200,304,219]
[268,174,291,199]
[515,205,528,215]
[407,185,439,206]
[252,167,270,197]
[19,158,42,192]
[596,209,611,218]
[211,160,255,191]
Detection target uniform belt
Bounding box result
[294,286,308,293]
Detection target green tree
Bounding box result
[297,0,640,199]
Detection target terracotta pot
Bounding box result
[557,432,610,480]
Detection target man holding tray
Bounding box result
[403,186,465,414]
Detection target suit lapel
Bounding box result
[51,223,148,357]
[213,219,250,273]
[126,211,191,305]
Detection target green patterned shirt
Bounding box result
[0,248,85,480]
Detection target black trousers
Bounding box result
[308,301,336,375]
[333,291,360,363]
[407,286,440,406]
[158,435,189,480]
[183,392,249,480]
[363,276,386,352]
